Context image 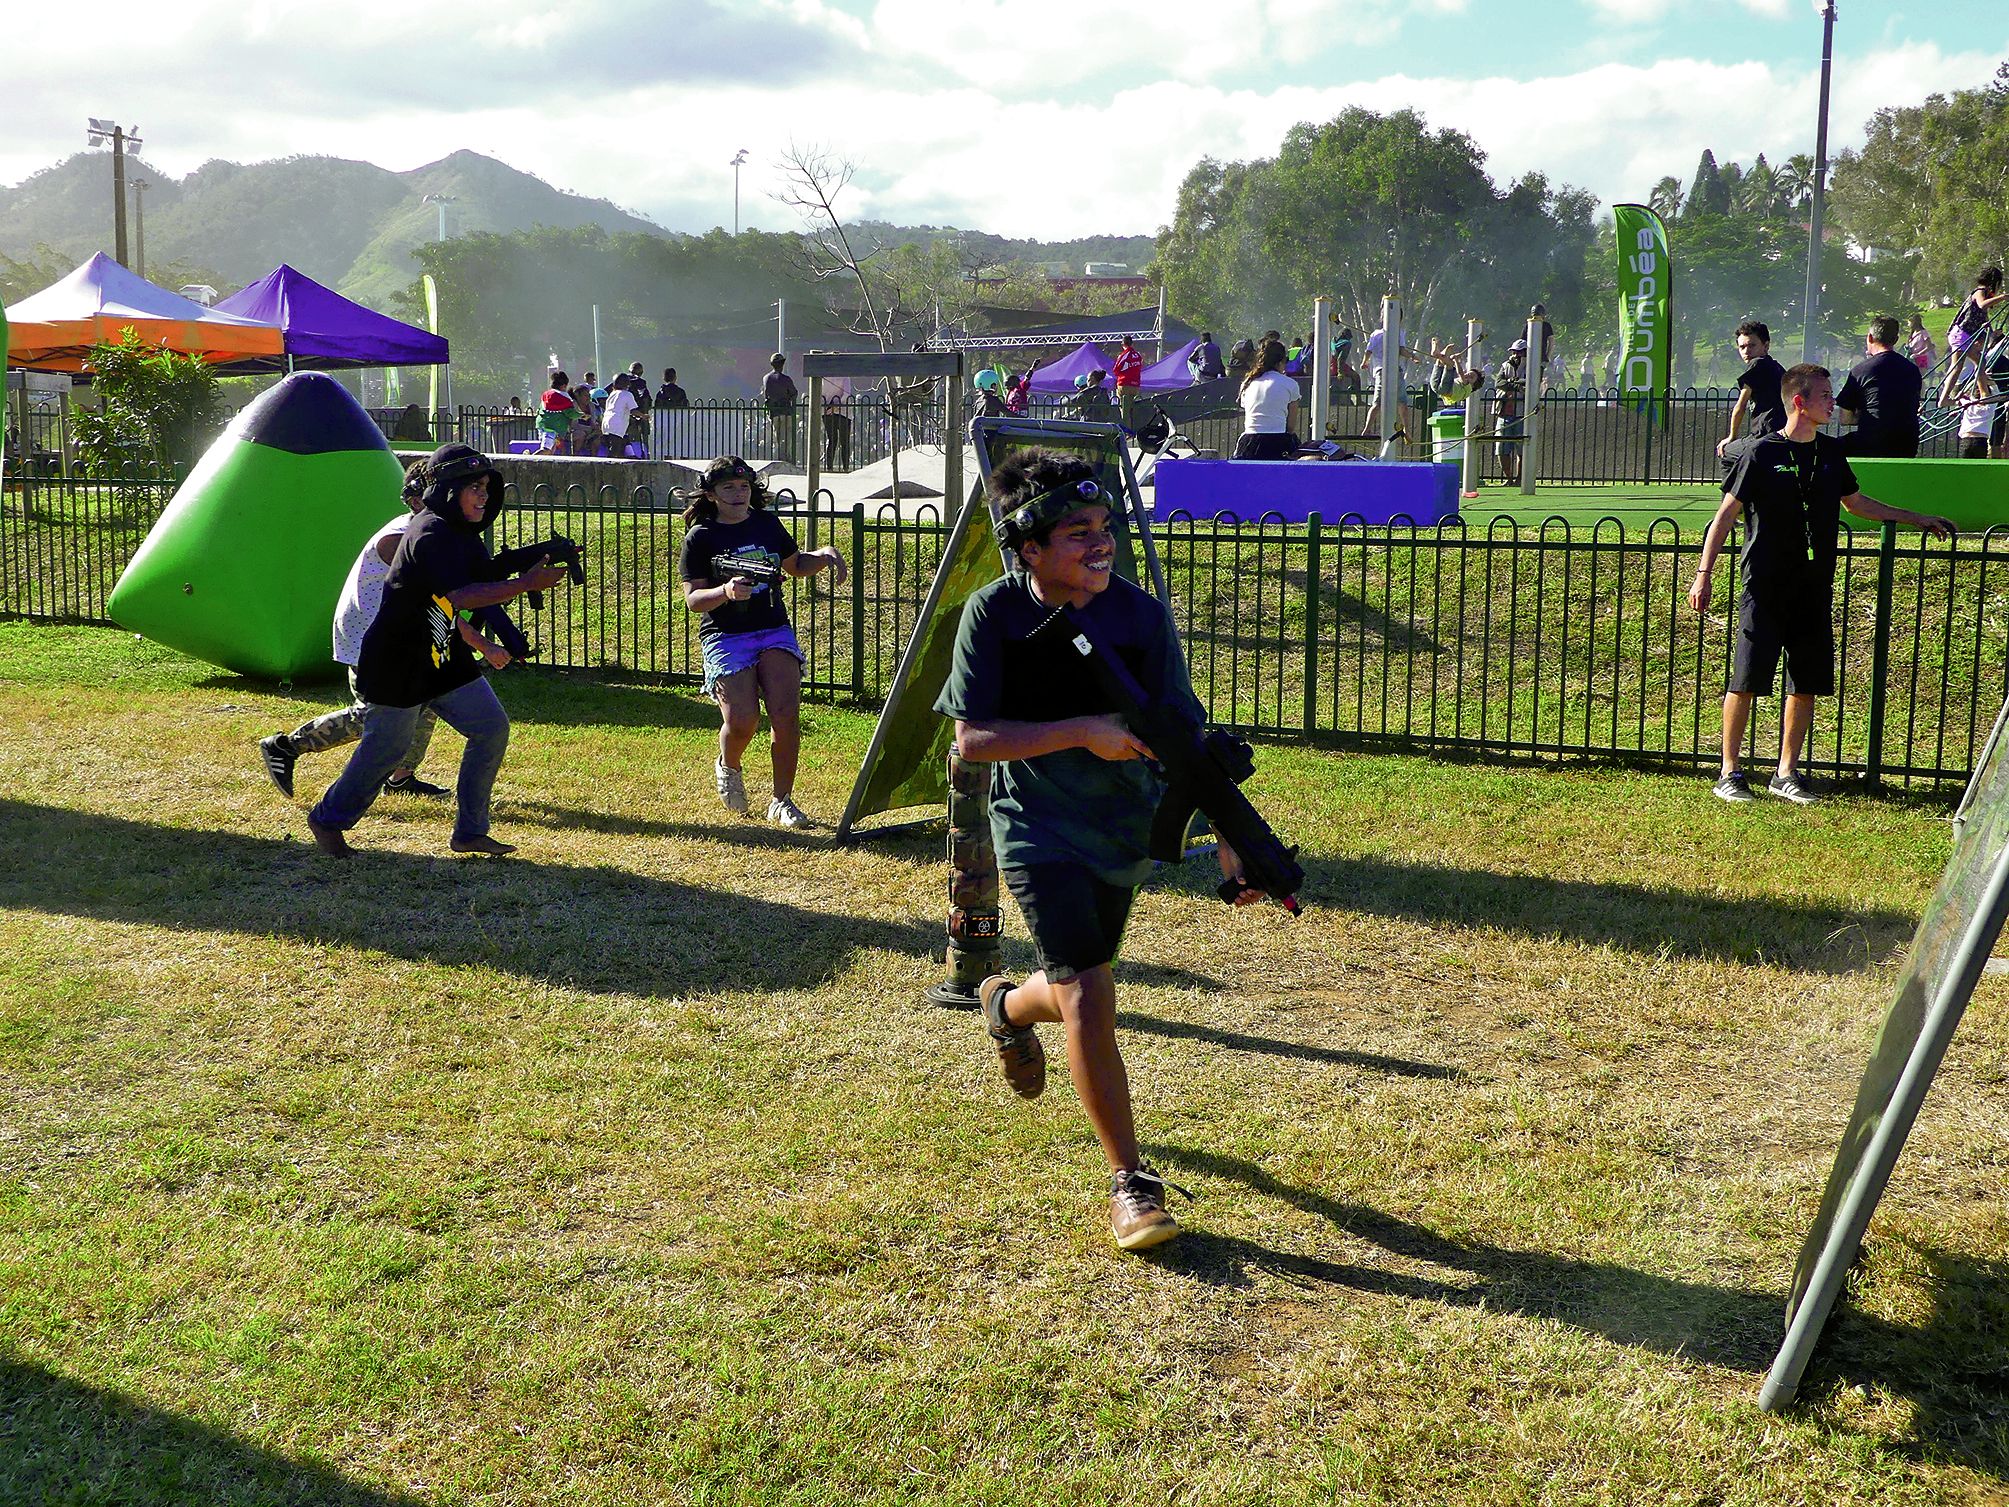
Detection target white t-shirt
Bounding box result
[333,515,412,666]
[1959,395,1994,441]
[1365,328,1406,380]
[602,386,638,436]
[1240,370,1298,434]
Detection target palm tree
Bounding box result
[1737,159,1778,216]
[1777,154,1814,213]
[1647,176,1684,218]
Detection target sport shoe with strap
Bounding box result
[767,794,815,830]
[259,734,298,798]
[715,758,748,815]
[1110,1165,1190,1252]
[978,974,1045,1099]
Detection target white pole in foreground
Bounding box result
[1462,315,1485,496]
[1311,295,1332,447]
[1519,311,1547,497]
[591,304,603,386]
[1378,295,1402,459]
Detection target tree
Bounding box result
[71,329,225,472]
[1775,155,1813,213]
[1647,177,1685,219]
[1685,150,1732,218]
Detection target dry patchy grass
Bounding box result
[0,622,2006,1506]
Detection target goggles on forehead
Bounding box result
[994,477,1119,549]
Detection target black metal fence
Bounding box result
[6,468,2004,787]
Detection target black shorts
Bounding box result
[1003,863,1136,983]
[1731,586,1834,697]
[1962,435,1991,460]
[1234,431,1297,460]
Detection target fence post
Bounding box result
[850,503,867,698]
[1302,512,1322,733]
[1864,522,1897,786]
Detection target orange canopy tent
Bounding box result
[4,252,285,372]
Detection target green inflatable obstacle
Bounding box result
[108,373,407,680]
[1849,457,2009,535]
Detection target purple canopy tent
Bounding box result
[1138,338,1202,391]
[211,265,448,373]
[1026,341,1113,396]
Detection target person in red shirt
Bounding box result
[1111,336,1145,429]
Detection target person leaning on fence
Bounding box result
[260,463,447,803]
[933,447,1262,1253]
[1716,321,1787,467]
[678,455,846,831]
[1234,338,1299,460]
[1689,363,1953,807]
[305,444,576,858]
[1836,315,1923,460]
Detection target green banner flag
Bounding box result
[1614,203,1672,422]
[422,274,441,419]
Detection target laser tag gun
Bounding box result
[473,605,534,663]
[1030,605,1305,914]
[710,552,786,593]
[493,534,586,612]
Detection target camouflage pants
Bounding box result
[288,668,438,770]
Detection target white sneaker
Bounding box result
[766,795,814,830]
[715,759,748,815]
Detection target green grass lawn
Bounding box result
[1461,483,1727,535]
[2,622,2007,1505]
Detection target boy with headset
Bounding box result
[935,448,1260,1252]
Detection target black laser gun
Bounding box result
[1033,605,1304,914]
[710,552,786,589]
[493,535,587,613]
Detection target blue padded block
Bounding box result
[1151,458,1460,526]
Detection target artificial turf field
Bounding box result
[2,621,2006,1506]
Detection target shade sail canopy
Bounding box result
[212,265,448,372]
[5,253,286,372]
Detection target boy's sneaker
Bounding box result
[767,795,814,830]
[978,974,1044,1099]
[259,734,298,798]
[715,758,748,815]
[1767,771,1819,805]
[383,772,450,797]
[1111,1166,1188,1252]
[1712,771,1755,803]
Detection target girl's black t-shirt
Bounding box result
[679,511,799,641]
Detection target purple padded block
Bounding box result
[1151,458,1460,526]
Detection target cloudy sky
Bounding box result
[13,0,2007,240]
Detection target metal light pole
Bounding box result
[1802,1,1837,365]
[130,177,149,280]
[730,149,748,235]
[86,118,142,267]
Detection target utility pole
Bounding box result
[86,119,142,266]
[130,177,149,280]
[731,149,749,236]
[1802,1,1838,365]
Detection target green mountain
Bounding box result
[0,148,674,309]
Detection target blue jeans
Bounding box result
[308,677,511,842]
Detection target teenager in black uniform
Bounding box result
[1689,365,1952,806]
[1836,315,1924,459]
[1715,321,1787,464]
[306,444,574,857]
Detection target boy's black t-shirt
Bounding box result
[1836,350,1923,457]
[1724,432,1859,595]
[355,510,500,708]
[679,511,799,642]
[1736,354,1788,437]
[763,370,798,414]
[934,573,1206,886]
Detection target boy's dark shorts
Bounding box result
[1003,862,1136,983]
[1731,584,1834,697]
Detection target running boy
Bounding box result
[935,448,1260,1252]
[679,455,846,829]
[1689,365,1953,806]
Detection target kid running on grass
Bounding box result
[935,448,1261,1252]
[679,456,847,830]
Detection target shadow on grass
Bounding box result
[1119,1011,1463,1079]
[0,1357,419,1506]
[1295,853,1914,973]
[1148,1143,2009,1480]
[0,799,1229,997]
[505,799,940,865]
